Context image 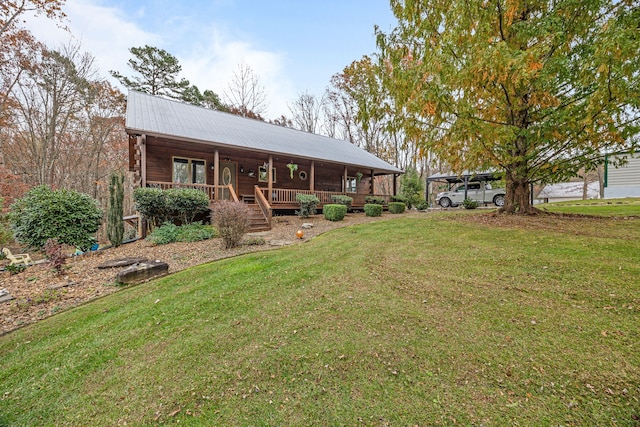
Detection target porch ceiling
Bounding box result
[125,91,403,176]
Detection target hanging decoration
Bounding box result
[287,162,298,179]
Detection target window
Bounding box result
[173,157,206,184]
[344,177,357,193]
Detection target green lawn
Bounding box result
[538,197,640,216]
[1,211,639,426]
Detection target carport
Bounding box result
[426,171,503,207]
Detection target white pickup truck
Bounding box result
[436,181,506,208]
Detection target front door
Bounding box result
[218,161,237,200]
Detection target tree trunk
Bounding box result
[501,169,536,214]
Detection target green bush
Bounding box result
[463,198,479,209]
[364,203,383,217]
[9,186,102,251]
[213,200,249,249]
[323,204,347,221]
[5,263,26,275]
[0,198,14,246]
[166,188,210,224]
[295,194,320,218]
[330,195,353,210]
[390,195,408,205]
[388,202,406,214]
[177,222,217,242]
[364,196,385,205]
[415,199,429,211]
[134,187,210,228]
[147,222,216,245]
[147,222,179,245]
[133,187,168,228]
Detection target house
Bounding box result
[125,91,403,231]
[536,181,600,203]
[604,153,640,198]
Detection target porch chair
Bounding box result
[2,248,33,266]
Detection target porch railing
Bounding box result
[254,185,272,228]
[260,188,391,207]
[146,181,238,202]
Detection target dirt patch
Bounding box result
[1,212,418,335]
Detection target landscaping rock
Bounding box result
[269,240,293,247]
[116,260,169,285]
[301,223,314,229]
[98,257,148,269]
[0,288,14,304]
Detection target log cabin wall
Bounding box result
[142,135,373,196]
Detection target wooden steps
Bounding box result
[209,201,271,232]
[245,204,270,232]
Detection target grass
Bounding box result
[538,197,640,216]
[1,209,639,426]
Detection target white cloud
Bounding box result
[179,28,295,118]
[23,0,295,119]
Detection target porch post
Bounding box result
[140,135,147,188]
[370,169,374,195]
[393,174,398,196]
[343,166,348,192]
[268,155,273,202]
[310,161,315,192]
[213,150,219,200]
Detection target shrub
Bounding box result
[133,187,168,228]
[364,203,382,217]
[147,222,216,245]
[388,202,406,214]
[323,204,347,221]
[44,238,67,275]
[0,198,14,246]
[330,195,353,210]
[463,198,479,209]
[5,263,26,275]
[295,194,320,218]
[390,195,408,205]
[9,186,102,251]
[364,196,385,205]
[107,170,125,247]
[213,200,249,249]
[166,188,209,224]
[415,199,429,211]
[176,222,217,242]
[147,222,179,245]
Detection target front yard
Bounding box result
[1,210,638,425]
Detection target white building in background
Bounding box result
[605,153,640,198]
[537,181,600,203]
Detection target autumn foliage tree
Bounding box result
[377,0,640,213]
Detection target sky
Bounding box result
[24,0,398,119]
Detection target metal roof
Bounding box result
[125,91,403,175]
[427,171,503,183]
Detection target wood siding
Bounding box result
[143,136,375,197]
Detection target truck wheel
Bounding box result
[493,194,505,207]
[439,197,452,208]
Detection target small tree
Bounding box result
[213,201,249,249]
[400,168,424,209]
[107,170,125,247]
[9,186,102,250]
